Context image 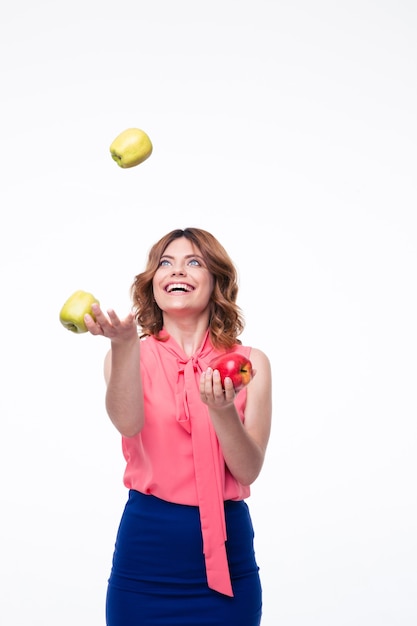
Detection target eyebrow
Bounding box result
[160,254,205,260]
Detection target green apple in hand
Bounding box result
[109,128,153,168]
[59,290,99,334]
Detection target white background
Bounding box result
[1,1,416,624]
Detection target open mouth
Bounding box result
[165,283,194,293]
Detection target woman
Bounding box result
[85,227,272,626]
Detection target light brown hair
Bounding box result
[130,228,244,349]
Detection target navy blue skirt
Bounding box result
[106,490,262,625]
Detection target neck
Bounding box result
[162,313,210,357]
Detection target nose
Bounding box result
[171,262,186,275]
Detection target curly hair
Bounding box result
[130,228,244,349]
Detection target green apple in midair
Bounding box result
[59,290,99,334]
[109,128,153,168]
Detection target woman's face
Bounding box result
[152,237,214,316]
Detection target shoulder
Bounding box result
[139,334,152,348]
[139,334,161,355]
[249,346,270,367]
[248,347,272,383]
[235,344,271,373]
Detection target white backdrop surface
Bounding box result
[1,2,416,625]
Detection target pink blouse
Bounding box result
[121,329,251,597]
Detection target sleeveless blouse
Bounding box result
[121,329,251,597]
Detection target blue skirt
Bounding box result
[106,490,262,625]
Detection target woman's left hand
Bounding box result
[199,367,236,409]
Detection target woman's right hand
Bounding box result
[84,303,138,343]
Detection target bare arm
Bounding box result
[200,347,272,485]
[85,303,144,437]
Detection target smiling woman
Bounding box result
[131,228,244,350]
[83,227,272,626]
[150,237,215,322]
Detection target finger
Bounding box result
[203,367,214,393]
[223,376,236,400]
[199,371,207,395]
[91,303,108,324]
[212,369,226,399]
[84,313,103,335]
[106,308,121,326]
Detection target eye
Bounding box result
[159,258,171,266]
[188,258,201,266]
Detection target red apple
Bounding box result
[209,353,253,392]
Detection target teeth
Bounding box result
[166,283,193,293]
